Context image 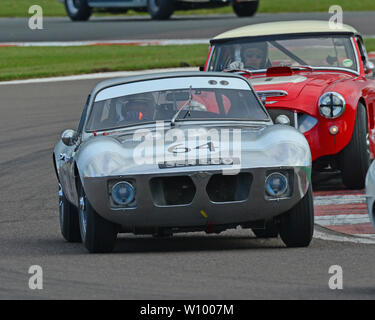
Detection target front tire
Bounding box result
[59,184,81,242]
[78,184,118,253]
[279,186,314,248]
[147,0,174,20]
[339,103,370,189]
[232,0,259,17]
[64,0,92,21]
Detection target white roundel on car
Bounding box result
[250,75,307,86]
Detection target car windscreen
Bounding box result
[208,35,358,72]
[85,79,269,132]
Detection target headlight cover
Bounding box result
[318,92,346,119]
[111,181,135,206]
[265,172,288,197]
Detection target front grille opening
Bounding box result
[150,176,196,206]
[206,173,252,202]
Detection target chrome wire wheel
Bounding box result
[366,133,370,156]
[66,0,80,15]
[79,194,87,241]
[148,0,160,13]
[59,183,64,230]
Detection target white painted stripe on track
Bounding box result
[0,39,210,47]
[313,228,375,244]
[0,67,198,85]
[315,214,370,226]
[314,194,366,206]
[353,234,375,238]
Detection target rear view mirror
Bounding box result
[166,92,190,101]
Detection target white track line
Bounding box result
[313,228,375,244]
[314,194,366,206]
[315,214,370,226]
[0,39,210,47]
[0,67,198,85]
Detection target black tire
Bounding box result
[339,103,370,189]
[78,184,118,253]
[232,0,259,17]
[59,184,81,242]
[252,221,279,238]
[147,0,174,20]
[64,0,92,21]
[279,186,314,248]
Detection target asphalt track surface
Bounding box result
[1,11,375,42]
[0,78,374,299]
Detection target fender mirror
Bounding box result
[61,129,78,146]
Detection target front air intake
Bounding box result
[150,176,196,206]
[206,173,252,202]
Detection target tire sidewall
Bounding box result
[340,103,370,189]
[233,0,259,17]
[59,184,81,242]
[147,0,174,20]
[279,186,314,247]
[64,0,91,21]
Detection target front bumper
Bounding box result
[83,166,310,228]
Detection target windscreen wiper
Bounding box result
[170,85,193,127]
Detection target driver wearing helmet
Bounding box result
[121,99,153,122]
[241,42,270,70]
[227,42,270,71]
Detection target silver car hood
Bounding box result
[76,123,311,178]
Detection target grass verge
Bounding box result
[364,39,375,53]
[1,0,375,18]
[0,39,374,82]
[0,44,209,81]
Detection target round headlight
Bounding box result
[318,92,345,119]
[112,182,135,206]
[265,173,288,197]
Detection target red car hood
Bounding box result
[249,71,353,116]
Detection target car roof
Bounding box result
[211,20,359,42]
[90,71,250,97]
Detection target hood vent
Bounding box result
[257,90,288,99]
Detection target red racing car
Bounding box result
[204,20,375,189]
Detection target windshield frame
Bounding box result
[208,33,360,76]
[83,75,272,133]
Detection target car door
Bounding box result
[60,96,90,204]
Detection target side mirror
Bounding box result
[61,129,78,146]
[365,61,374,75]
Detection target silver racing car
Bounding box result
[53,71,314,253]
